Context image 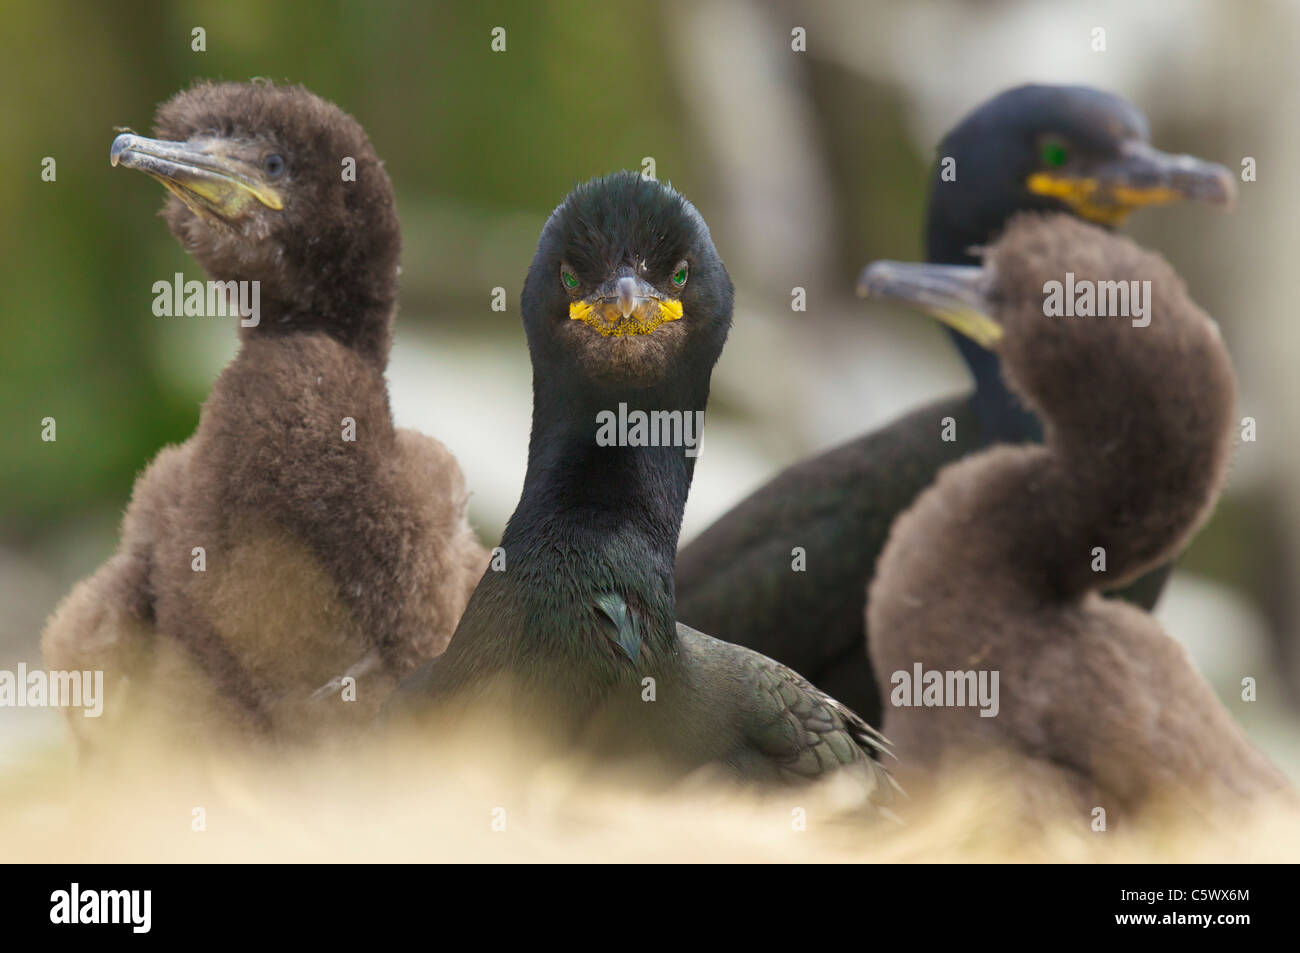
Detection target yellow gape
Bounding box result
[1026,172,1184,227]
[569,298,685,336]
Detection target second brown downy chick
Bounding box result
[861,213,1290,823]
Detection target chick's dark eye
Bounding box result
[263,154,286,178]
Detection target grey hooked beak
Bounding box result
[858,260,1003,349]
[1109,139,1237,208]
[110,131,284,221]
[567,272,682,336]
[616,276,639,318]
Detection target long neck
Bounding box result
[452,372,708,682]
[511,381,700,556]
[927,306,1233,605]
[194,219,400,372]
[926,204,1044,445]
[233,286,395,373]
[1038,323,1234,597]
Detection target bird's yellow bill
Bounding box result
[569,298,684,337]
[857,260,1003,349]
[111,132,284,222]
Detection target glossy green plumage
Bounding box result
[393,173,896,799]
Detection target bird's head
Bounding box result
[521,172,733,394]
[925,84,1236,265]
[111,81,400,359]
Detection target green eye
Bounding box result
[561,268,579,290]
[671,262,689,287]
[1041,140,1068,168]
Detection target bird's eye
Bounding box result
[1040,139,1068,168]
[560,266,579,291]
[262,153,286,178]
[671,261,689,288]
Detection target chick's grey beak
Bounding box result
[110,131,284,220]
[858,260,1003,349]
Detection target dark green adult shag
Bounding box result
[42,82,486,748]
[674,85,1237,727]
[394,172,894,795]
[860,213,1291,818]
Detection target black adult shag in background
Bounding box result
[395,172,893,795]
[674,85,1237,727]
[861,213,1290,818]
[42,82,486,747]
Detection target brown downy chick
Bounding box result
[42,81,486,749]
[861,213,1291,823]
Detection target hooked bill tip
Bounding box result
[109,133,134,167]
[616,276,638,318]
[856,261,891,298]
[1202,162,1238,209]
